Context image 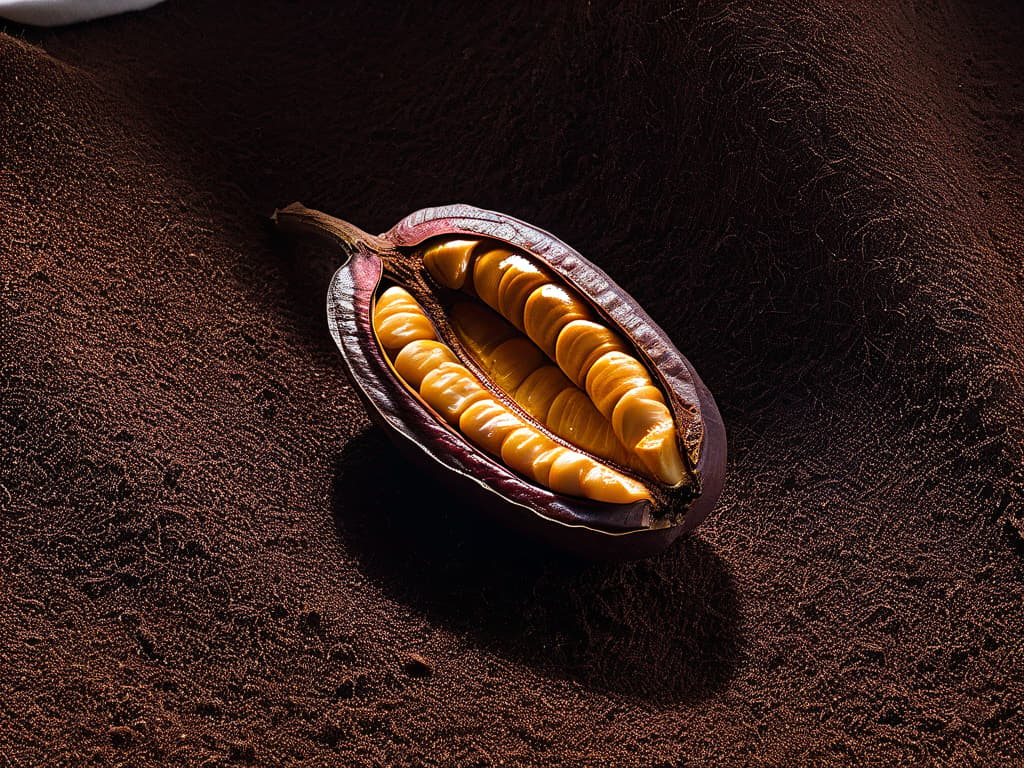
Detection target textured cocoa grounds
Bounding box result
[2,1,1023,765]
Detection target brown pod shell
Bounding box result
[277,203,726,560]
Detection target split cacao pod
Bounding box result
[273,203,726,560]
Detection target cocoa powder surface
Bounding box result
[1,2,1023,765]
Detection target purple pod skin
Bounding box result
[274,203,726,561]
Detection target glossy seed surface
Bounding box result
[371,287,651,504]
[421,239,686,486]
[448,301,641,472]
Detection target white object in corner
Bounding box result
[0,0,165,26]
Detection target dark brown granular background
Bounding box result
[2,1,1023,765]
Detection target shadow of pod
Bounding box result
[332,427,742,704]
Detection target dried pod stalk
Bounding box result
[274,203,726,560]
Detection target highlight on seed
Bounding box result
[420,237,686,487]
[374,235,689,505]
[372,286,651,504]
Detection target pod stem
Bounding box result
[272,202,396,256]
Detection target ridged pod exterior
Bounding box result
[274,203,726,560]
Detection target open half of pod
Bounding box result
[273,203,726,560]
